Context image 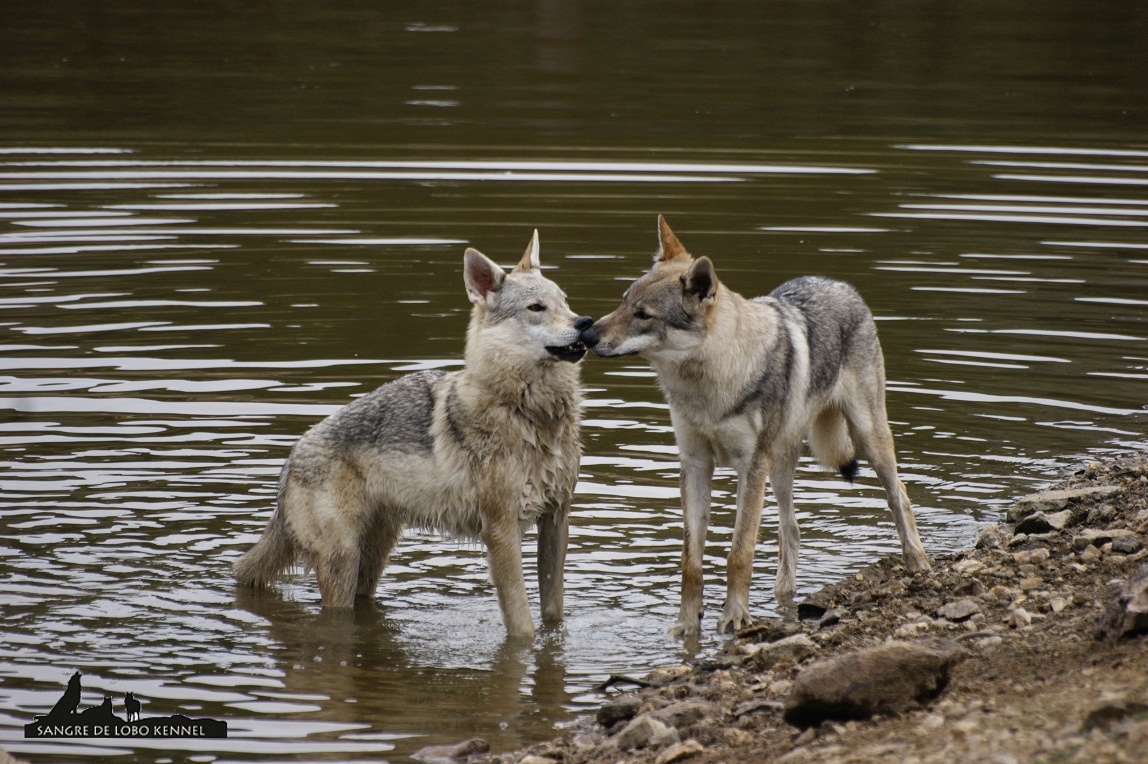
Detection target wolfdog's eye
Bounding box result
[634,309,653,320]
[527,303,546,312]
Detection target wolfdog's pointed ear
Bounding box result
[683,256,718,303]
[656,214,688,262]
[514,229,541,272]
[464,248,506,304]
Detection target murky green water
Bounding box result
[1,2,1146,761]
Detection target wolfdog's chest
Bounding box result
[673,406,763,469]
[433,373,581,520]
[505,421,580,519]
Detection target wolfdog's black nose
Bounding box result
[579,319,599,347]
[574,316,594,332]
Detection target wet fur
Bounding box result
[583,216,931,638]
[234,232,589,638]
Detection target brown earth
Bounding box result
[474,451,1148,764]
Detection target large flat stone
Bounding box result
[1007,485,1121,523]
[783,638,968,727]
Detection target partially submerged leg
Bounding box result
[356,514,402,599]
[483,508,534,638]
[769,446,802,604]
[672,448,714,639]
[317,545,360,609]
[847,397,930,571]
[310,489,364,609]
[537,507,568,625]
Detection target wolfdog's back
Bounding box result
[759,275,883,394]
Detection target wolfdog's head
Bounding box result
[463,230,592,364]
[582,216,719,360]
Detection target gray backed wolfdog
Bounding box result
[582,216,930,639]
[235,231,592,638]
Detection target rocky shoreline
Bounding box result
[469,451,1148,764]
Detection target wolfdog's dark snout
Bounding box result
[578,319,600,347]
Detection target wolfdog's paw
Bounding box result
[717,603,754,635]
[669,616,701,640]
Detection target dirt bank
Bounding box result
[476,451,1148,764]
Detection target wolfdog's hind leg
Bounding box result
[849,402,930,572]
[316,545,360,608]
[356,514,402,599]
[767,446,801,606]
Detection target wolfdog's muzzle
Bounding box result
[547,316,593,362]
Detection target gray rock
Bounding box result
[1014,512,1054,535]
[614,715,672,751]
[1087,505,1117,525]
[1012,547,1051,565]
[975,525,1007,550]
[1014,509,1072,535]
[654,739,705,764]
[1074,528,1139,551]
[747,633,818,669]
[648,700,710,729]
[818,608,842,628]
[937,598,982,622]
[412,738,490,763]
[645,665,692,685]
[953,577,986,598]
[1008,485,1121,523]
[1096,562,1148,640]
[650,723,680,749]
[597,696,642,728]
[736,618,800,643]
[1010,607,1033,628]
[1045,509,1073,530]
[797,593,832,621]
[733,698,785,718]
[1113,535,1144,554]
[783,638,968,728]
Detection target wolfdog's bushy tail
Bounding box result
[233,502,297,588]
[810,408,858,483]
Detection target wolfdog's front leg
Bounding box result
[719,456,770,633]
[537,507,568,625]
[671,449,713,639]
[483,510,535,638]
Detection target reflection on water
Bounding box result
[2,1,1148,761]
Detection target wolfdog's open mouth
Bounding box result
[546,341,587,362]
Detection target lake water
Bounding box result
[1,2,1146,761]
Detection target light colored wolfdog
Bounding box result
[234,231,592,638]
[582,216,931,638]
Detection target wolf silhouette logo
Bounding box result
[45,671,82,720]
[124,692,140,722]
[25,672,227,739]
